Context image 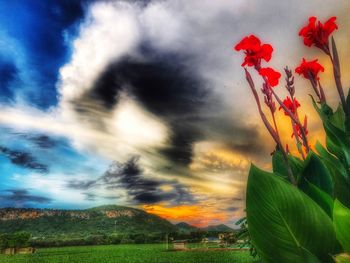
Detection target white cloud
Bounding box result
[0,94,168,165]
[109,93,168,148]
[58,1,141,104]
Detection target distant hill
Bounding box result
[0,205,177,237]
[175,222,234,233]
[201,224,234,232]
[175,222,200,233]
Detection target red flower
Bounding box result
[295,58,324,80]
[299,16,338,52]
[259,67,281,87]
[279,96,300,116]
[292,119,309,139]
[234,35,273,67]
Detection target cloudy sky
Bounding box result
[0,0,349,227]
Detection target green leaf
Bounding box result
[247,165,336,263]
[325,161,350,209]
[299,151,333,197]
[317,144,350,208]
[311,97,333,122]
[315,141,348,180]
[272,150,290,180]
[345,89,350,134]
[311,97,350,167]
[323,120,350,169]
[346,88,350,111]
[334,200,350,252]
[330,105,346,131]
[301,180,333,217]
[272,150,303,181]
[300,247,323,263]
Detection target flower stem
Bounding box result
[271,89,310,153]
[329,37,348,116]
[291,120,305,160]
[245,69,296,185]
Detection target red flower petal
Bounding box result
[234,35,273,68]
[298,16,338,51]
[259,67,281,87]
[295,58,324,80]
[279,96,301,116]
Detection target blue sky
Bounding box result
[0,0,89,108]
[0,0,348,226]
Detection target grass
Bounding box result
[0,244,259,263]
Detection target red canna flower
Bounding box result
[299,16,338,53]
[295,58,324,80]
[234,35,273,67]
[259,67,281,87]
[279,96,300,116]
[292,118,308,139]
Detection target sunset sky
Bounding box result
[0,0,350,227]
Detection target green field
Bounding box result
[0,244,259,263]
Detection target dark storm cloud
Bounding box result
[0,146,48,173]
[199,115,268,157]
[0,189,52,206]
[23,134,57,149]
[77,48,209,166]
[67,156,195,204]
[101,157,195,204]
[101,157,159,190]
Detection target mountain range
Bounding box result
[0,205,233,237]
[175,222,234,233]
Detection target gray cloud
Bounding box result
[67,179,97,190]
[0,146,48,173]
[24,134,57,149]
[67,156,195,204]
[0,189,52,207]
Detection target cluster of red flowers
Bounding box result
[234,35,279,87]
[234,16,339,162]
[299,16,338,54]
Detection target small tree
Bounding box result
[0,232,31,249]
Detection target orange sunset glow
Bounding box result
[143,204,234,227]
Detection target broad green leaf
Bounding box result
[324,121,350,168]
[300,247,322,263]
[272,150,303,181]
[327,163,350,208]
[315,141,348,180]
[272,150,289,180]
[330,105,346,131]
[311,97,333,122]
[299,151,333,197]
[346,88,350,134]
[247,165,336,263]
[317,149,350,208]
[301,180,333,217]
[311,98,350,167]
[346,88,350,111]
[334,200,350,252]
